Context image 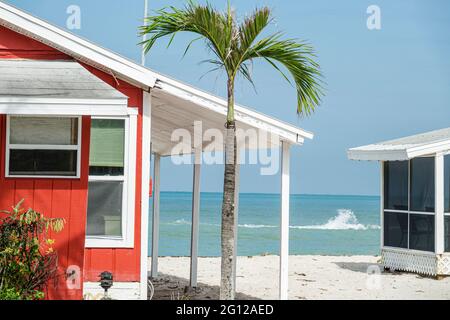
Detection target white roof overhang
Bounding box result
[0,60,129,116]
[348,128,450,161]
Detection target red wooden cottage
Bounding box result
[0,2,314,300]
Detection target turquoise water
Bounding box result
[149,193,380,257]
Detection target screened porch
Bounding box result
[348,128,450,276]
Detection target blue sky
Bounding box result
[6,0,450,195]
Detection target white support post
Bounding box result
[435,153,445,254]
[190,148,201,288]
[151,153,161,278]
[233,149,240,290]
[380,161,384,248]
[279,141,290,300]
[140,91,151,300]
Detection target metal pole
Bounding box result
[141,0,149,66]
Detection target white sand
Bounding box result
[149,255,450,300]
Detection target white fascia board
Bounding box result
[347,148,409,161]
[406,140,450,159]
[0,98,129,116]
[0,2,157,89]
[348,139,450,161]
[0,97,127,105]
[156,80,312,145]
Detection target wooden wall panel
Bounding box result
[0,24,144,293]
[0,116,90,300]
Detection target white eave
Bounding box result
[348,128,450,161]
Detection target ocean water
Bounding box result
[149,192,380,257]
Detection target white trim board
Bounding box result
[140,91,151,300]
[0,100,129,116]
[83,282,140,300]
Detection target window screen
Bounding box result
[384,212,408,248]
[409,214,434,252]
[410,157,435,212]
[444,216,450,252]
[7,116,79,177]
[10,116,78,145]
[86,181,123,237]
[9,150,77,176]
[87,118,126,238]
[384,161,408,211]
[445,155,450,213]
[89,119,125,176]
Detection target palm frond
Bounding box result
[243,34,323,115]
[238,7,271,53]
[140,1,323,116]
[140,0,233,72]
[238,61,256,92]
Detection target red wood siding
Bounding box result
[0,26,69,59]
[0,116,91,300]
[0,25,144,294]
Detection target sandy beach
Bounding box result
[149,255,450,300]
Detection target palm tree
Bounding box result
[141,1,323,300]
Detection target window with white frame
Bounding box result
[444,155,450,252]
[383,157,435,252]
[85,115,136,248]
[6,116,81,178]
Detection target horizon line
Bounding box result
[156,190,380,198]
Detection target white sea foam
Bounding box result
[238,224,276,229]
[290,209,380,231]
[169,218,191,225]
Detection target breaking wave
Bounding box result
[166,209,380,231]
[290,209,380,231]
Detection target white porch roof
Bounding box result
[0,60,129,116]
[151,80,313,156]
[348,128,450,161]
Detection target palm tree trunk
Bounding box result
[220,79,236,300]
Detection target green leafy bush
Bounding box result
[0,200,65,300]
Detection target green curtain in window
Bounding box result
[89,119,125,168]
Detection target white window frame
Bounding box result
[5,115,82,179]
[382,157,436,253]
[444,154,450,252]
[85,109,137,248]
[445,154,450,215]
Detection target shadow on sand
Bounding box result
[334,261,383,274]
[334,261,437,279]
[149,273,260,300]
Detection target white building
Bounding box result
[348,128,450,276]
